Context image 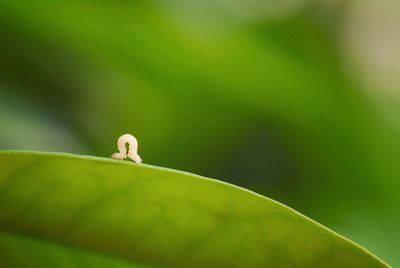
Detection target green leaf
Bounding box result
[0,151,390,268]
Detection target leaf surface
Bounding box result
[0,151,389,267]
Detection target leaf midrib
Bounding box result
[0,228,155,268]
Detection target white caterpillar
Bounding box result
[111,134,142,163]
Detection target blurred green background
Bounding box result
[0,0,399,266]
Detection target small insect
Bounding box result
[111,134,142,163]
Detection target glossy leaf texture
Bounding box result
[0,151,390,268]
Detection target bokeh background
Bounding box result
[0,0,399,266]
